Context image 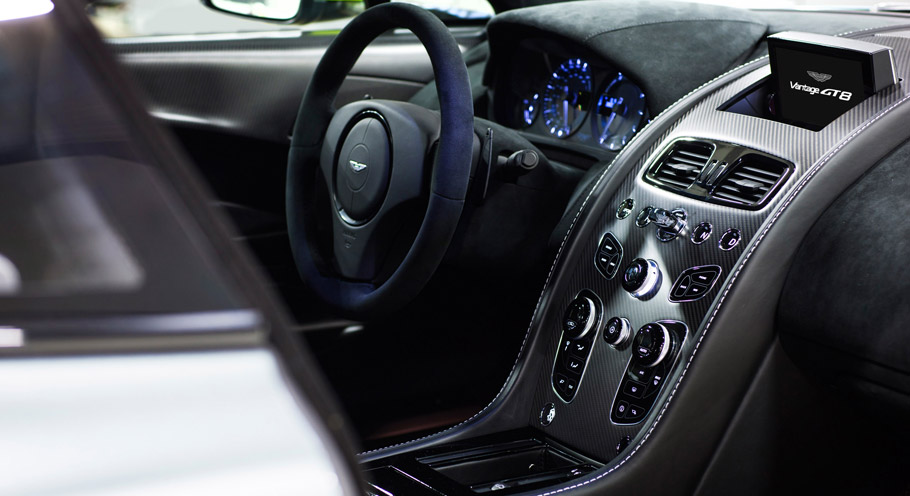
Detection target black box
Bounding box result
[768,31,897,130]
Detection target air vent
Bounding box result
[646,140,714,191]
[644,138,794,209]
[711,154,792,207]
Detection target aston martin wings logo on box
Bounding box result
[349,160,367,172]
[807,71,833,83]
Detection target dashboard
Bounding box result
[491,40,648,153]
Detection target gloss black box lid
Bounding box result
[768,31,897,130]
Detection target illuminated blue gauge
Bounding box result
[591,73,647,151]
[542,58,593,138]
[520,92,539,127]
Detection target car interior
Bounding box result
[8,0,910,494]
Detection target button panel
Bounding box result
[552,291,601,403]
[669,265,723,302]
[595,232,623,280]
[611,321,688,424]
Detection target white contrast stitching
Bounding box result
[582,18,766,43]
[836,23,910,38]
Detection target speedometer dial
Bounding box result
[519,92,539,127]
[542,59,593,138]
[591,73,647,151]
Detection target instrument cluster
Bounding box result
[497,49,649,152]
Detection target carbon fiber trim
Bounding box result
[526,31,910,462]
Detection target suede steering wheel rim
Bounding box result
[286,3,474,319]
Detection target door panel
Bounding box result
[111,29,486,142]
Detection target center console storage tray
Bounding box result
[363,428,601,495]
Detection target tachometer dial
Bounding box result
[591,73,647,151]
[542,59,593,138]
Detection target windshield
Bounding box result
[87,0,901,39]
[88,0,494,38]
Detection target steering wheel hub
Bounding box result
[335,113,391,224]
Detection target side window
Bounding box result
[85,0,490,39]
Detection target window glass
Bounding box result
[86,0,493,39]
[0,6,242,313]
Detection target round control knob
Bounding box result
[562,295,597,339]
[603,317,631,347]
[632,323,672,368]
[621,258,662,300]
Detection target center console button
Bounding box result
[554,374,568,390]
[719,228,742,251]
[621,258,662,300]
[565,357,584,374]
[672,276,691,298]
[569,341,589,358]
[687,283,708,296]
[614,400,630,418]
[603,317,631,347]
[616,198,635,219]
[623,381,645,398]
[626,404,645,421]
[564,378,577,397]
[632,323,672,368]
[630,365,652,383]
[635,206,653,227]
[691,222,713,244]
[650,373,663,390]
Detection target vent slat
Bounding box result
[713,191,753,203]
[677,150,712,160]
[739,166,780,179]
[666,156,706,167]
[715,188,760,199]
[655,177,693,189]
[728,171,775,185]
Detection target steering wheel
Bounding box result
[286,3,474,319]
